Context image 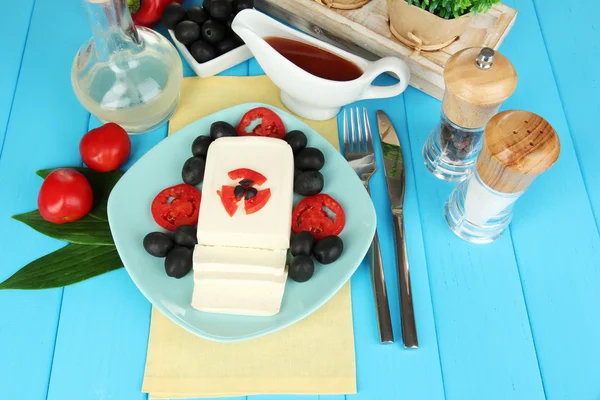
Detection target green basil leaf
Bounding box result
[13,210,114,246]
[36,167,124,220]
[0,243,123,290]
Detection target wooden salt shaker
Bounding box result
[423,47,518,182]
[444,110,560,244]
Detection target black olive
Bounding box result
[210,121,237,139]
[289,255,314,282]
[186,6,209,25]
[290,231,315,257]
[143,232,174,257]
[294,147,325,171]
[216,35,241,54]
[313,235,344,264]
[173,225,197,248]
[207,0,233,21]
[284,130,308,154]
[203,0,214,11]
[233,0,254,14]
[234,185,245,199]
[161,3,186,30]
[165,246,193,278]
[245,187,257,200]
[294,170,324,196]
[201,19,227,45]
[191,135,213,157]
[174,20,201,45]
[239,179,253,187]
[225,15,234,30]
[189,40,218,63]
[182,156,206,185]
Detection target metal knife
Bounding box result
[376,110,419,349]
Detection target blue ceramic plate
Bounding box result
[108,103,376,342]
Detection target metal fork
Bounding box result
[343,107,394,344]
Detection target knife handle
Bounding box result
[393,214,418,348]
[369,230,394,344]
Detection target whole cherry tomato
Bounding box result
[80,123,131,172]
[38,169,94,224]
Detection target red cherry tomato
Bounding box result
[217,185,242,217]
[38,169,94,224]
[245,189,271,215]
[237,107,286,139]
[227,168,267,186]
[151,184,201,231]
[80,123,131,172]
[291,194,345,240]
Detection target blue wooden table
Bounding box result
[1,0,598,399]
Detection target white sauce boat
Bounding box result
[232,9,410,121]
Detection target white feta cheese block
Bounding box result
[193,245,287,276]
[191,268,289,317]
[196,136,294,250]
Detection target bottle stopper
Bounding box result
[476,110,560,193]
[442,47,518,129]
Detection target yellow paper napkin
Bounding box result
[142,75,357,399]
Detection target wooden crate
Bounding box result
[255,0,517,100]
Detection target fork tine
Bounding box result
[350,107,356,153]
[355,107,363,153]
[363,107,373,153]
[343,109,349,156]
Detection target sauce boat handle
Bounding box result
[358,57,411,100]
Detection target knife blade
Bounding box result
[376,110,419,349]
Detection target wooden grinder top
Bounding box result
[476,110,560,193]
[443,47,518,129]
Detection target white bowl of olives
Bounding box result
[163,0,254,78]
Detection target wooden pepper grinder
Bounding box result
[444,110,560,243]
[423,47,518,182]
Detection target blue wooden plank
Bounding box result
[0,0,91,398]
[46,270,152,400]
[531,0,600,231]
[0,0,34,153]
[498,1,600,398]
[402,1,560,393]
[250,59,444,399]
[404,87,544,400]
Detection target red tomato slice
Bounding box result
[151,184,201,231]
[236,107,286,139]
[291,194,345,240]
[217,185,241,217]
[245,189,271,215]
[227,168,267,186]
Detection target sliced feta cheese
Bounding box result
[193,245,287,276]
[191,268,288,317]
[196,136,294,250]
